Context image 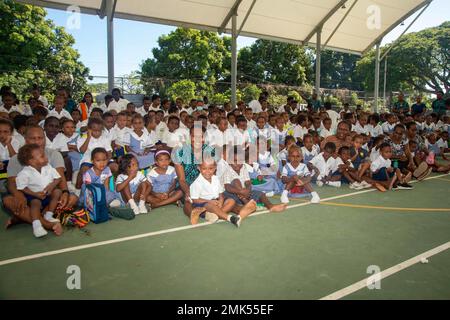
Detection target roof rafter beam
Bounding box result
[362,0,433,55]
[218,0,243,34]
[237,0,257,37]
[303,0,348,44]
[322,0,358,50]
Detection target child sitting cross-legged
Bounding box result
[146,150,183,209]
[189,157,240,227]
[370,143,413,192]
[223,146,286,217]
[334,146,372,190]
[280,146,320,204]
[16,144,63,238]
[116,154,150,215]
[309,142,341,187]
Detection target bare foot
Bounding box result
[5,216,21,229]
[269,203,288,213]
[52,222,63,236]
[190,207,206,225]
[239,200,257,220]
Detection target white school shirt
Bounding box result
[249,100,262,113]
[155,122,168,142]
[47,109,73,120]
[382,122,396,134]
[136,106,151,116]
[258,151,277,175]
[271,128,287,146]
[326,109,340,130]
[281,162,310,178]
[216,158,231,180]
[293,125,308,140]
[246,119,257,130]
[370,148,380,162]
[309,153,337,177]
[116,171,147,193]
[123,130,156,150]
[16,164,61,193]
[51,132,78,152]
[221,165,250,186]
[301,145,320,161]
[77,135,112,164]
[332,157,354,173]
[205,128,227,147]
[415,121,424,132]
[107,98,129,112]
[320,128,333,139]
[38,95,49,107]
[162,130,183,148]
[190,174,223,201]
[13,130,25,146]
[225,128,250,146]
[368,124,383,137]
[0,104,30,115]
[423,122,436,133]
[45,134,57,150]
[370,155,392,172]
[354,122,371,135]
[110,125,130,147]
[0,137,22,161]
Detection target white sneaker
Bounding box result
[33,226,48,238]
[204,212,219,223]
[138,201,148,214]
[360,181,372,189]
[109,199,122,208]
[350,182,364,190]
[316,180,324,187]
[280,191,289,204]
[265,191,275,197]
[327,181,341,188]
[310,192,320,204]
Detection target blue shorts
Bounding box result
[372,168,395,181]
[26,194,51,208]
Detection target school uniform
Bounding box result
[38,95,49,108]
[116,171,147,196]
[147,166,177,194]
[190,174,224,206]
[216,158,231,181]
[80,166,119,205]
[222,165,264,205]
[155,122,168,142]
[354,122,371,135]
[370,155,393,181]
[382,122,396,135]
[309,153,337,180]
[350,147,369,169]
[47,109,73,120]
[161,130,183,148]
[293,125,308,141]
[107,98,129,112]
[52,132,78,153]
[368,124,383,137]
[0,137,22,161]
[225,128,250,147]
[246,119,257,130]
[205,127,227,147]
[271,128,287,147]
[136,106,151,117]
[423,122,436,134]
[16,164,61,207]
[301,145,320,164]
[332,157,355,183]
[320,128,333,139]
[77,135,113,166]
[123,130,156,169]
[245,162,282,195]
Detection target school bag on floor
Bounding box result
[84,183,110,224]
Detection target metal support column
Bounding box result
[373,41,381,112]
[231,13,238,107]
[106,0,115,93]
[315,27,322,95]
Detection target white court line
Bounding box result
[320,241,450,300]
[0,174,448,267]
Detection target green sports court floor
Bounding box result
[1,172,450,300]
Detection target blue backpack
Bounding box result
[84,183,110,224]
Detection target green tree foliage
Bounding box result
[238,39,313,86]
[356,22,449,95]
[166,79,197,102]
[242,84,262,102]
[0,0,90,101]
[140,28,231,94]
[319,50,363,90]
